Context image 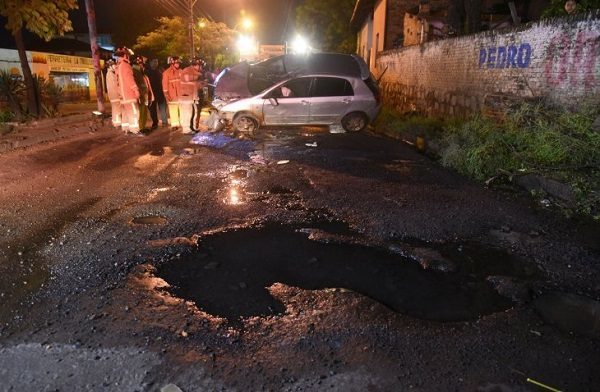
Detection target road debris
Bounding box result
[527,377,561,392]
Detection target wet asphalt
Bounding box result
[0,124,599,391]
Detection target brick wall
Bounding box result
[376,11,600,117]
[385,0,420,49]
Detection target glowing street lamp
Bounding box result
[241,17,253,31]
[290,35,311,54]
[237,34,258,61]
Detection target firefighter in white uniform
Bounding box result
[115,47,141,134]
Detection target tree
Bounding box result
[295,0,356,53]
[134,16,237,68]
[0,0,78,117]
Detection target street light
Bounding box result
[197,18,206,57]
[241,17,253,31]
[290,35,311,54]
[237,34,258,61]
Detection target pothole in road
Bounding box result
[155,224,538,324]
[130,216,168,225]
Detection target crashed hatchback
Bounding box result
[214,73,380,133]
[211,53,381,133]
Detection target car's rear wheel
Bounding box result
[233,113,259,134]
[341,112,368,132]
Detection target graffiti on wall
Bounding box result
[479,44,532,69]
[544,31,599,88]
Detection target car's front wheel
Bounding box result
[233,113,259,134]
[341,112,368,132]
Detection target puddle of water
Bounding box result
[155,224,531,324]
[131,216,168,225]
[221,167,250,206]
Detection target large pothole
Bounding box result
[155,224,538,323]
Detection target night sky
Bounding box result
[70,0,298,46]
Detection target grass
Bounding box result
[377,102,600,219]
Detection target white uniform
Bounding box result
[117,57,140,133]
[105,65,121,127]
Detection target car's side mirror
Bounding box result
[268,97,279,106]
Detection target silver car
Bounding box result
[215,73,381,133]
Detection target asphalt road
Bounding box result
[0,123,599,391]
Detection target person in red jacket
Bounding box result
[115,47,141,135]
[179,58,207,134]
[162,56,182,130]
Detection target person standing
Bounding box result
[162,56,182,130]
[179,58,206,134]
[191,59,210,132]
[105,59,121,129]
[146,59,168,129]
[115,47,141,135]
[133,56,154,132]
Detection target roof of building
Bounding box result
[350,0,377,31]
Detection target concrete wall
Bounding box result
[376,11,600,117]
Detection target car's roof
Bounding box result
[253,53,369,80]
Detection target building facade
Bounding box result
[0,48,101,102]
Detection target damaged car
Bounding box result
[212,53,381,133]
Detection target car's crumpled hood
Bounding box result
[213,62,252,101]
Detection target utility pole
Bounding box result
[84,0,105,113]
[189,0,198,59]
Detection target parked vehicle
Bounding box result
[212,53,381,134]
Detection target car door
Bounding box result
[262,77,313,125]
[308,77,354,124]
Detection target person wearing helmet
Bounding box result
[114,47,141,135]
[162,56,182,130]
[179,57,207,134]
[105,59,121,129]
[132,56,154,132]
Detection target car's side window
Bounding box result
[312,77,354,97]
[280,77,312,98]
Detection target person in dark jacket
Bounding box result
[146,59,168,129]
[132,56,154,132]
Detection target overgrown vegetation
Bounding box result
[542,0,600,17]
[33,74,63,117]
[377,103,600,219]
[0,69,25,121]
[0,70,63,121]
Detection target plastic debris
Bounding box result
[161,384,183,392]
[248,152,268,165]
[277,160,290,165]
[305,142,317,147]
[329,125,346,133]
[190,132,235,148]
[526,378,561,392]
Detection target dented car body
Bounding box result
[212,53,381,133]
